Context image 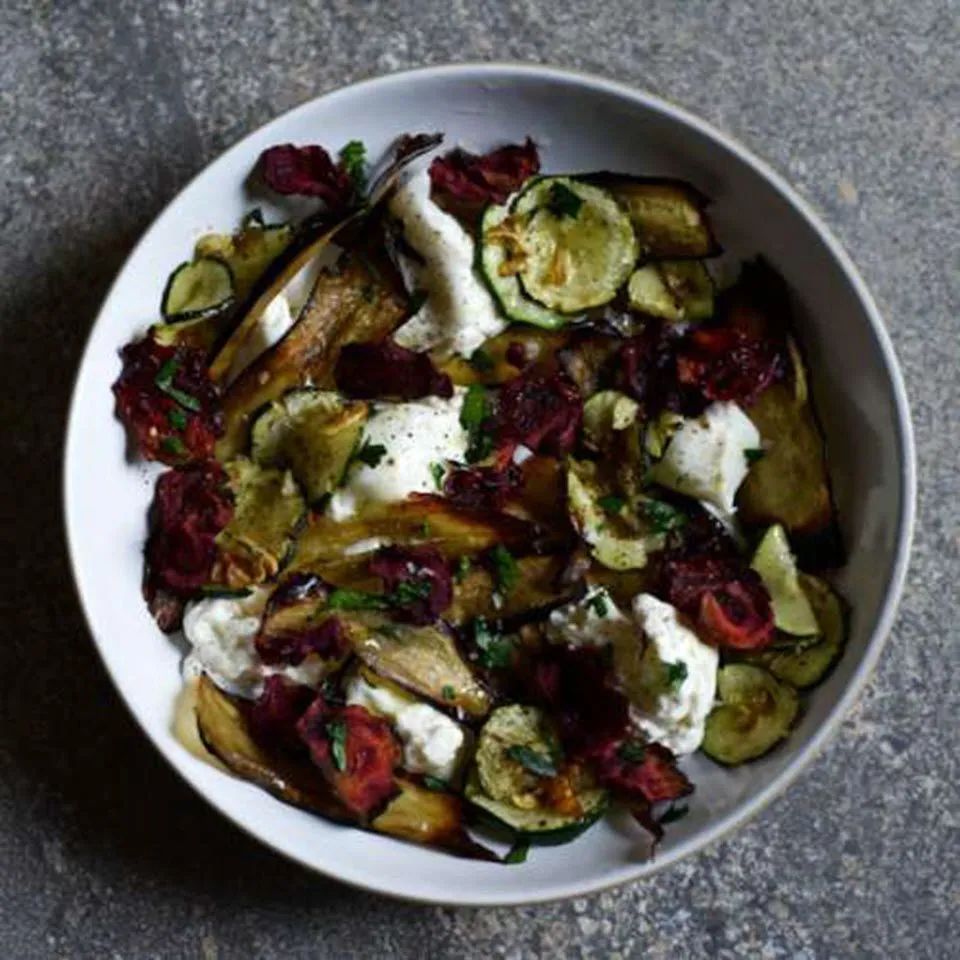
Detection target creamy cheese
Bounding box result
[344,674,466,781]
[388,171,505,357]
[182,588,328,697]
[629,593,718,755]
[648,401,760,517]
[225,293,295,383]
[546,588,635,648]
[327,391,468,520]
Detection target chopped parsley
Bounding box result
[546,182,583,219]
[473,618,514,669]
[154,357,201,412]
[504,837,530,864]
[658,803,690,824]
[167,407,188,431]
[586,590,610,618]
[643,499,687,534]
[617,740,647,764]
[745,447,765,463]
[441,684,456,701]
[468,347,495,372]
[460,384,494,463]
[430,461,446,490]
[160,435,187,457]
[392,579,431,606]
[597,494,626,515]
[326,719,348,772]
[422,775,448,792]
[351,438,387,469]
[506,744,558,778]
[338,139,367,195]
[665,660,688,690]
[327,588,390,611]
[455,555,472,582]
[490,544,519,593]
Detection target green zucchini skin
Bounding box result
[161,258,236,324]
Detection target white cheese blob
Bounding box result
[327,391,468,520]
[388,171,506,357]
[182,588,328,697]
[629,594,719,755]
[648,401,760,517]
[344,674,466,781]
[225,293,295,383]
[546,588,635,648]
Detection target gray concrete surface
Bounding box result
[1,1,957,957]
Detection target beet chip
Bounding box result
[297,699,400,818]
[335,340,452,400]
[145,462,233,599]
[495,370,582,457]
[428,138,540,205]
[259,143,354,209]
[370,545,453,625]
[443,462,522,511]
[247,675,316,753]
[590,740,693,804]
[112,335,223,465]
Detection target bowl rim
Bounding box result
[62,61,916,906]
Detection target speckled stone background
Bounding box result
[1,1,956,957]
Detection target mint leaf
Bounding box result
[665,660,688,690]
[339,139,367,195]
[597,494,625,514]
[327,588,389,611]
[460,384,494,463]
[154,357,201,412]
[643,499,687,534]
[506,744,557,778]
[490,544,519,593]
[473,618,513,669]
[353,439,387,469]
[430,461,446,490]
[326,719,348,772]
[504,837,530,864]
[546,182,583,219]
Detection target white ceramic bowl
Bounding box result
[64,64,915,905]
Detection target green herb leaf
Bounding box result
[617,740,647,764]
[506,744,558,778]
[586,591,609,618]
[353,439,387,469]
[160,435,187,457]
[490,544,519,594]
[339,139,367,195]
[456,555,472,582]
[597,494,625,515]
[326,719,348,772]
[327,588,390,611]
[468,347,495,372]
[167,407,188,431]
[154,357,201,412]
[658,803,689,824]
[504,837,531,864]
[199,585,252,599]
[745,447,765,463]
[460,384,494,463]
[665,660,688,690]
[643,499,687,534]
[430,461,446,490]
[473,618,514,669]
[441,684,456,701]
[422,775,448,792]
[392,579,431,606]
[546,182,583,219]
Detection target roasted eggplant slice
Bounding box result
[194,675,352,821]
[584,174,720,259]
[438,326,571,387]
[251,389,368,505]
[342,613,491,718]
[212,458,306,587]
[216,257,406,459]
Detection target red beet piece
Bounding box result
[591,740,693,804]
[259,143,353,209]
[144,462,233,599]
[428,138,540,205]
[334,340,452,400]
[442,462,522,511]
[112,335,223,465]
[247,675,316,753]
[297,699,400,818]
[495,370,582,457]
[370,545,453,625]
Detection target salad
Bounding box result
[112,132,846,863]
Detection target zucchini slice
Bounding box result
[161,257,235,323]
[581,390,640,451]
[509,177,638,312]
[748,574,845,688]
[627,261,714,323]
[478,203,567,328]
[749,524,820,637]
[585,175,720,259]
[467,705,607,844]
[702,664,799,765]
[212,458,306,587]
[250,389,368,506]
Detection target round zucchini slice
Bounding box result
[511,177,638,313]
[750,524,820,637]
[467,704,607,845]
[161,257,235,323]
[478,204,568,329]
[702,664,799,765]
